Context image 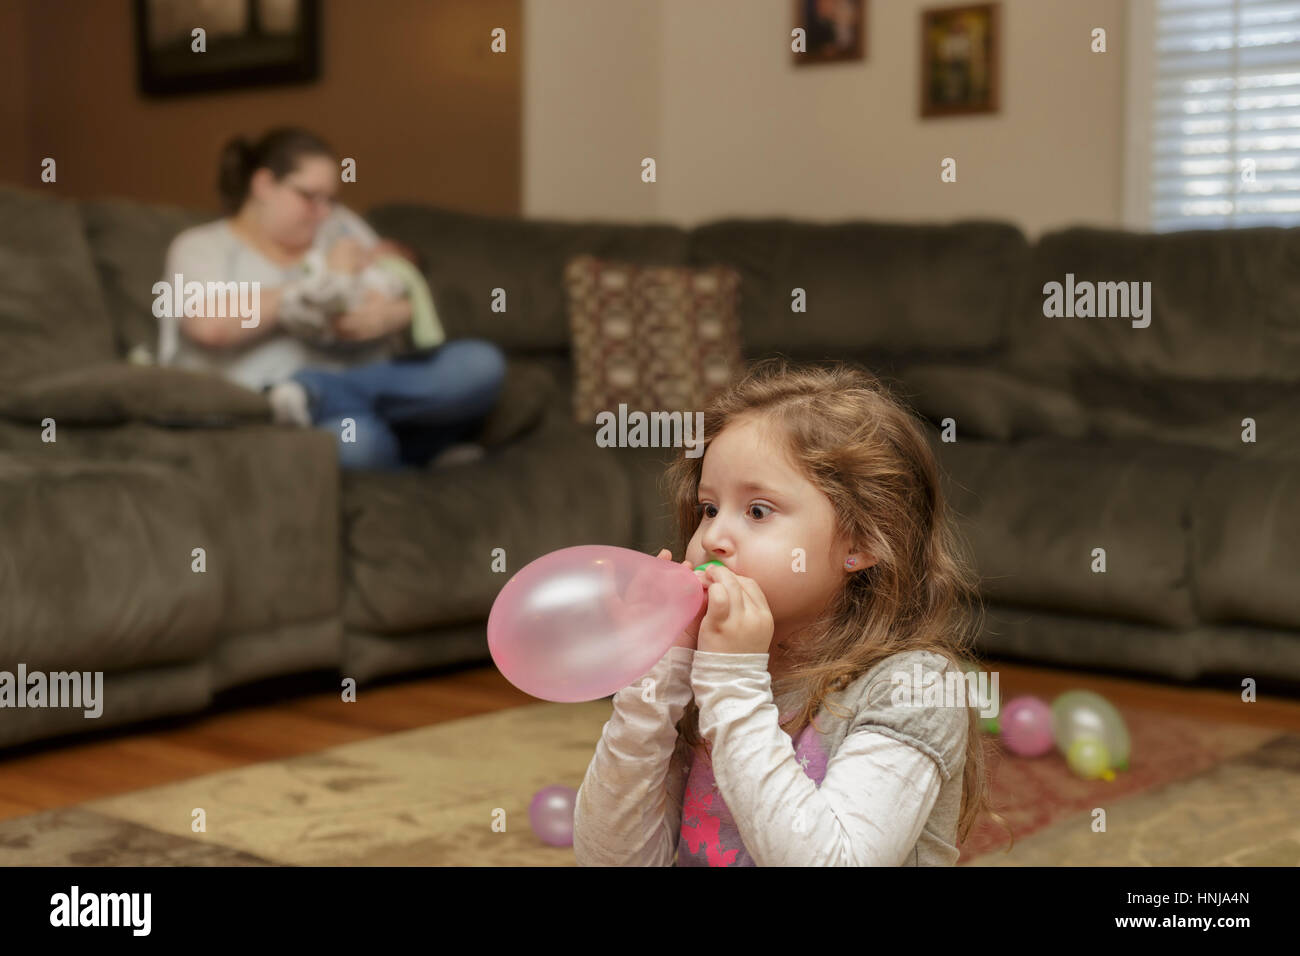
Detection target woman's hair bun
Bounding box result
[217,136,256,215]
[215,128,334,216]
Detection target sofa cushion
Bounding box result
[609,442,689,555]
[136,425,342,636]
[1191,455,1300,630]
[0,658,215,751]
[0,186,117,384]
[0,363,271,427]
[0,454,226,673]
[0,421,342,638]
[687,219,1029,360]
[78,197,209,359]
[564,255,744,425]
[894,361,1300,462]
[975,603,1211,681]
[364,203,691,351]
[1004,225,1300,384]
[341,417,635,634]
[476,358,555,448]
[977,604,1300,684]
[890,362,1092,441]
[1066,372,1300,461]
[930,434,1209,630]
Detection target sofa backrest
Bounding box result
[365,203,693,353]
[0,186,118,385]
[365,204,1032,368]
[26,192,1299,393]
[1004,225,1300,385]
[79,197,210,359]
[686,218,1030,365]
[77,198,1031,373]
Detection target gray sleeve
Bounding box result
[848,651,970,784]
[163,225,233,282]
[157,226,233,364]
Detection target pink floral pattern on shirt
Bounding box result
[678,712,829,866]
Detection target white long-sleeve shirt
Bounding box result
[573,646,969,866]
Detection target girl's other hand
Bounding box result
[695,564,774,657]
[655,549,706,650]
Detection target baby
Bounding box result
[276,245,409,349]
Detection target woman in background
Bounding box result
[159,126,506,470]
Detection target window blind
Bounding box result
[1150,0,1300,229]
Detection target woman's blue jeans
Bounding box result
[291,339,507,470]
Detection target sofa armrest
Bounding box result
[0,362,271,428]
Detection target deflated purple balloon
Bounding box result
[530,785,577,847]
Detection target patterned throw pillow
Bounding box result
[564,255,745,426]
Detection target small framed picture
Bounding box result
[134,0,320,98]
[920,3,1000,117]
[793,0,867,66]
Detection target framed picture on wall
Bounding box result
[920,3,1000,117]
[793,0,867,65]
[134,0,320,97]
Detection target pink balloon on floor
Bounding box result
[1000,695,1055,757]
[488,545,706,703]
[530,785,577,847]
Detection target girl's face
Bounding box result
[686,415,873,640]
[247,154,338,249]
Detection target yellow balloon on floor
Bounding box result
[1066,737,1112,780]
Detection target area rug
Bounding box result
[0,699,1295,866]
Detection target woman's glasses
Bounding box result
[283,182,336,209]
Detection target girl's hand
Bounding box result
[654,549,706,650]
[332,289,412,341]
[695,564,774,657]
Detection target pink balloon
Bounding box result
[530,785,577,847]
[488,545,706,702]
[1000,695,1055,757]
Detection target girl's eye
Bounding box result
[694,502,772,520]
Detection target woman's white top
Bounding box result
[157,205,392,391]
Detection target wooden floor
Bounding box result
[1,657,1298,824]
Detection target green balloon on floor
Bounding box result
[1051,690,1131,769]
[961,661,1001,737]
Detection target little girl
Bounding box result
[573,358,1008,866]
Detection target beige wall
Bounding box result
[522,0,662,220]
[525,0,1127,238]
[3,0,1125,235]
[4,0,521,215]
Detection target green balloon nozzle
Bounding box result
[694,560,725,571]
